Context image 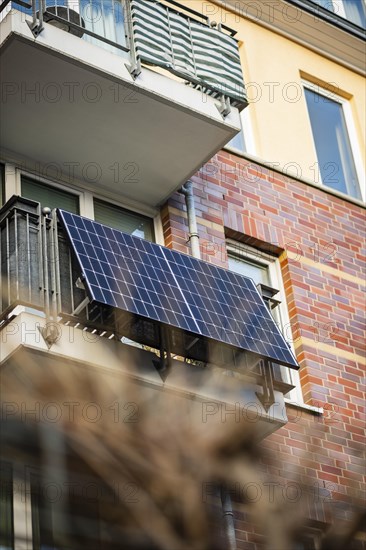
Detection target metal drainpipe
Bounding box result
[179,181,237,549]
[179,181,201,260]
[221,486,237,550]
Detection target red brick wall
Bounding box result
[161,150,366,545]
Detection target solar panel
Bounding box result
[58,210,298,369]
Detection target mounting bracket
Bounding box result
[153,326,172,382]
[256,359,275,412]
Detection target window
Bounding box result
[304,85,363,200]
[94,199,154,241]
[225,106,254,155]
[21,177,80,213]
[311,0,366,28]
[227,121,246,153]
[227,242,303,403]
[30,467,124,550]
[16,0,128,55]
[80,0,128,56]
[228,254,271,286]
[0,462,14,550]
[228,246,285,336]
[31,475,100,550]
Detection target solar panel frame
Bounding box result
[58,210,298,369]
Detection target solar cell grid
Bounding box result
[58,210,298,369]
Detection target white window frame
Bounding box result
[224,105,256,156]
[227,241,304,404]
[303,80,365,202]
[2,163,164,244]
[332,0,366,25]
[313,0,366,25]
[2,163,164,335]
[19,169,83,212]
[25,463,111,549]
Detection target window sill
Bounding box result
[223,144,246,156]
[284,397,323,415]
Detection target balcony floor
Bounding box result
[0,12,241,207]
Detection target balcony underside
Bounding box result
[0,311,288,440]
[0,12,241,207]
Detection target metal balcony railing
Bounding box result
[0,0,247,111]
[0,196,84,324]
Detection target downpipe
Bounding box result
[221,486,237,550]
[179,180,201,260]
[179,181,237,549]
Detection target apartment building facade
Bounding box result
[0,0,365,549]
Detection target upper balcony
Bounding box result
[0,0,247,207]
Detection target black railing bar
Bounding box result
[48,212,57,319]
[16,0,32,7]
[42,10,131,51]
[26,213,32,304]
[219,23,237,37]
[139,2,206,27]
[161,0,237,36]
[38,207,45,309]
[0,301,45,323]
[41,212,50,317]
[52,210,62,313]
[6,218,10,309]
[0,206,39,226]
[0,0,32,13]
[0,303,14,327]
[0,221,2,312]
[68,248,75,313]
[14,209,20,301]
[162,0,209,23]
[0,312,18,331]
[0,0,11,14]
[141,60,244,105]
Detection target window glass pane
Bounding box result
[304,88,361,199]
[343,0,366,27]
[311,0,335,11]
[0,462,14,550]
[309,1,366,28]
[94,199,154,241]
[228,249,297,391]
[80,0,128,56]
[21,178,80,213]
[226,111,247,153]
[227,129,246,153]
[228,255,270,286]
[228,253,285,331]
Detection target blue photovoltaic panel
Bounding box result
[58,210,298,369]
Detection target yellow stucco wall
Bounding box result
[181,1,366,188]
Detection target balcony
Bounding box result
[0,0,247,207]
[0,196,296,436]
